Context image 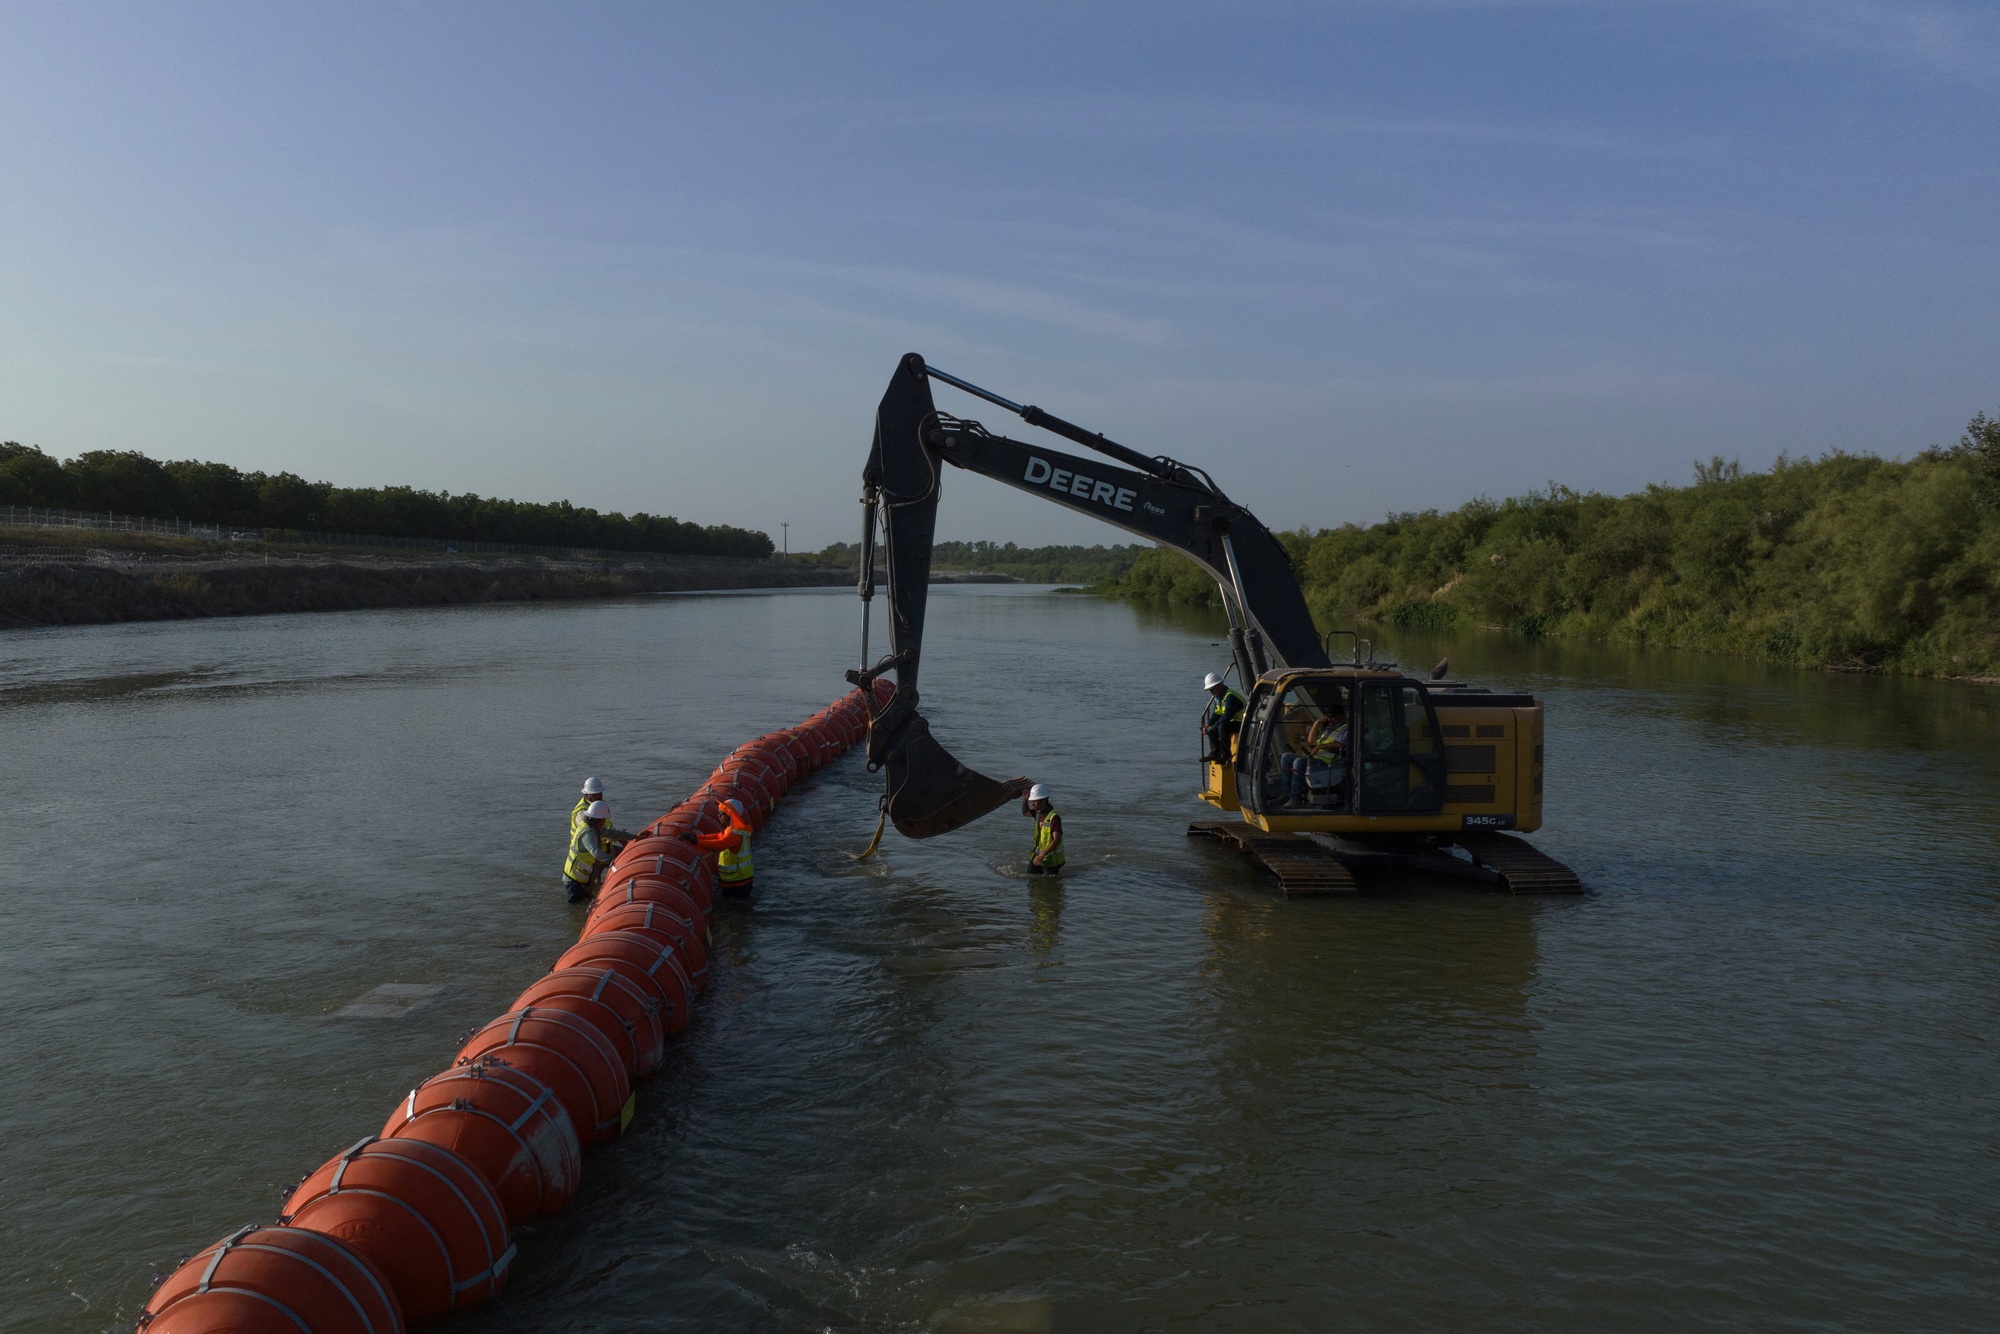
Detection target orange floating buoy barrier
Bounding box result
[380,1060,581,1223]
[280,1137,512,1323]
[511,966,668,1077]
[553,930,695,1037]
[456,1007,632,1148]
[137,1223,403,1334]
[136,692,884,1332]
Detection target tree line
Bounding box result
[0,442,774,558]
[1109,410,2000,678]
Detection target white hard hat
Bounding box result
[726,798,747,818]
[581,777,604,795]
[1203,672,1224,690]
[1028,783,1050,802]
[585,800,609,819]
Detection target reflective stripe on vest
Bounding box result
[718,827,754,884]
[1033,809,1065,867]
[564,823,602,884]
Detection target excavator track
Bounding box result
[1190,822,1583,896]
[1187,822,1357,896]
[1454,832,1584,894]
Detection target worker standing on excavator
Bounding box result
[684,797,756,902]
[1202,672,1246,762]
[1022,784,1066,876]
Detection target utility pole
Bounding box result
[781,523,789,560]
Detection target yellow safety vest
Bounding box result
[718,827,754,884]
[1207,689,1245,725]
[1310,724,1349,764]
[1033,808,1065,868]
[564,822,605,885]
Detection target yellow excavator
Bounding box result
[845,353,1580,895]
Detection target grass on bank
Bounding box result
[1105,411,2000,679]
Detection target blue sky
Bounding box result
[2,2,1995,547]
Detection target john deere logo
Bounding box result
[1023,456,1137,513]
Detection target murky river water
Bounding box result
[4,586,1999,1332]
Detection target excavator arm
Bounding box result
[848,351,1328,839]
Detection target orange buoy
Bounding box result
[553,931,695,1037]
[602,853,714,915]
[582,886,707,988]
[610,835,716,887]
[591,873,705,931]
[653,796,731,839]
[512,966,668,1076]
[696,778,770,830]
[380,1060,581,1223]
[584,897,703,951]
[780,731,817,772]
[748,736,799,782]
[138,1223,403,1334]
[710,765,778,815]
[280,1137,511,1323]
[456,1008,632,1147]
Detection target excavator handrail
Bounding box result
[920,363,1226,499]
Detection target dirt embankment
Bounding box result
[0,531,851,629]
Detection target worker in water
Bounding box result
[571,777,604,832]
[1021,783,1066,876]
[562,800,615,904]
[572,777,636,839]
[1202,672,1246,762]
[1282,705,1350,804]
[683,797,756,901]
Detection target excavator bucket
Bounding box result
[872,702,1029,839]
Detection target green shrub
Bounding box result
[1099,409,2000,677]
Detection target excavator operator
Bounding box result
[1202,672,1246,762]
[1282,705,1349,806]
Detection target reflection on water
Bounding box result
[1026,882,1063,964]
[3,588,1999,1331]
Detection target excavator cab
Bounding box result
[1231,670,1446,823]
[1200,663,1547,838]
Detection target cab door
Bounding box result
[1235,683,1281,816]
[1355,680,1446,815]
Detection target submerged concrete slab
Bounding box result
[337,982,446,1019]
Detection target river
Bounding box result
[3,586,1997,1332]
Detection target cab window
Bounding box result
[1356,681,1445,814]
[1254,680,1352,808]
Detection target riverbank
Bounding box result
[0,528,848,628]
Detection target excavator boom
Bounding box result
[849,352,1325,839]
